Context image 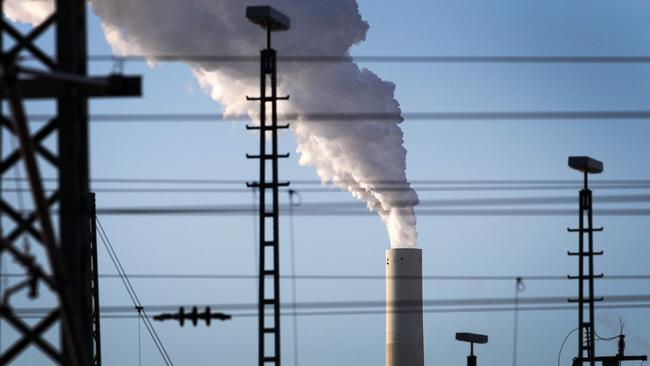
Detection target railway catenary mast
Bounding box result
[245,6,291,366]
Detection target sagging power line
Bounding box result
[24,110,650,123]
[2,273,650,281]
[59,54,650,64]
[13,294,650,316]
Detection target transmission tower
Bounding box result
[0,1,140,364]
[245,6,291,366]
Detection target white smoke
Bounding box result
[6,0,420,248]
[4,0,53,24]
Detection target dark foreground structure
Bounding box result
[0,1,140,364]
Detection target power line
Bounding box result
[2,273,650,281]
[96,218,174,366]
[5,185,650,194]
[72,194,650,209]
[74,54,650,64]
[91,207,650,217]
[3,177,648,186]
[14,303,650,320]
[24,111,650,123]
[288,190,300,366]
[13,294,650,315]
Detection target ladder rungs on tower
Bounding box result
[247,181,291,188]
[567,227,604,233]
[246,95,290,101]
[246,124,290,130]
[567,274,604,280]
[246,153,290,159]
[568,251,603,256]
[568,297,604,303]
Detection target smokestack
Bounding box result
[386,248,424,366]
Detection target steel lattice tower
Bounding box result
[568,157,604,366]
[0,1,140,364]
[245,6,291,366]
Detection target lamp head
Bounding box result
[568,156,604,174]
[246,6,291,31]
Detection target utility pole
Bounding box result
[567,156,647,366]
[568,156,605,366]
[245,6,291,366]
[0,1,141,364]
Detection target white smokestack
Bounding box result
[7,0,420,248]
[386,248,424,366]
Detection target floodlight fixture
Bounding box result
[456,332,488,366]
[568,156,603,174]
[456,333,488,344]
[246,6,291,32]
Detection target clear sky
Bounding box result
[3,1,650,365]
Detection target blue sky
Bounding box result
[3,0,650,365]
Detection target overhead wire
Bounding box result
[288,190,301,366]
[90,207,650,217]
[23,111,650,123]
[13,294,650,315]
[95,217,174,366]
[77,54,650,64]
[5,185,650,194]
[13,303,650,319]
[3,177,649,186]
[3,273,650,281]
[512,277,525,366]
[557,328,579,366]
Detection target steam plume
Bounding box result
[6,0,420,248]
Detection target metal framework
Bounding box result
[568,166,603,366]
[89,193,102,366]
[0,1,140,364]
[246,24,290,366]
[568,157,647,366]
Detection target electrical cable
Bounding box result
[558,328,579,366]
[65,194,650,213]
[3,272,650,281]
[593,321,623,342]
[14,303,650,319]
[97,220,173,366]
[76,54,650,64]
[512,277,525,366]
[137,310,142,366]
[594,332,619,341]
[13,294,650,315]
[23,110,650,123]
[5,185,650,194]
[251,187,258,292]
[3,177,649,186]
[91,206,650,217]
[288,190,301,366]
[96,218,174,366]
